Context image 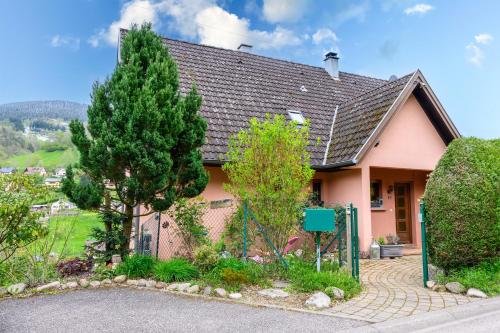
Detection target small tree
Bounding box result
[223,115,314,254]
[424,137,500,270]
[62,24,208,258]
[0,174,49,262]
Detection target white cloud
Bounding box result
[156,0,215,38]
[50,35,80,50]
[334,1,370,26]
[262,0,307,23]
[89,0,159,47]
[312,28,337,45]
[474,33,493,45]
[404,3,434,15]
[466,43,484,66]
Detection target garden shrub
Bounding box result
[0,254,58,287]
[204,258,268,290]
[154,258,199,283]
[221,268,249,287]
[169,198,209,255]
[424,137,500,270]
[57,258,93,277]
[194,244,219,272]
[115,255,156,278]
[290,269,361,299]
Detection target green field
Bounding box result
[2,148,79,171]
[48,212,101,257]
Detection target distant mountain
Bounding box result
[0,100,88,121]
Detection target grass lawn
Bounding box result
[4,148,79,171]
[48,211,101,257]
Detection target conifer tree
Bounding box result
[63,24,208,257]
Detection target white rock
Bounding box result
[126,279,139,286]
[145,280,156,288]
[155,282,167,289]
[467,288,487,298]
[66,281,78,289]
[187,285,200,293]
[214,288,227,298]
[89,281,101,288]
[177,283,191,292]
[272,280,290,289]
[101,279,112,285]
[426,280,436,289]
[257,288,289,298]
[36,281,61,292]
[79,278,89,288]
[166,283,179,291]
[229,292,242,299]
[203,286,212,296]
[305,292,331,310]
[446,282,465,294]
[137,279,147,287]
[432,284,446,292]
[327,287,344,300]
[7,283,26,295]
[113,275,127,283]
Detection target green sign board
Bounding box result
[303,208,335,232]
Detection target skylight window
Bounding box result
[287,110,305,125]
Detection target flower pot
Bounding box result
[380,244,403,258]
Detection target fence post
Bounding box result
[155,212,161,259]
[243,201,248,261]
[346,203,352,275]
[420,201,428,287]
[353,207,359,281]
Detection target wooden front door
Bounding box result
[395,183,412,243]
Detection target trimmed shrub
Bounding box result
[193,245,219,272]
[57,258,93,277]
[154,258,198,283]
[115,255,156,278]
[424,137,500,270]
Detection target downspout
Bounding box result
[323,105,339,165]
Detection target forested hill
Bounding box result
[0,100,88,121]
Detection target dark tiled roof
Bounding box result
[120,30,415,167]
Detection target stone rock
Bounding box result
[187,285,200,293]
[89,281,101,288]
[101,279,112,285]
[111,254,122,264]
[155,282,167,289]
[229,292,242,300]
[126,279,139,286]
[137,279,147,287]
[36,281,61,292]
[214,288,227,298]
[177,283,191,292]
[327,287,344,300]
[0,287,7,296]
[79,279,89,288]
[257,288,289,298]
[166,283,179,291]
[145,280,156,288]
[203,286,212,296]
[426,280,436,289]
[66,281,78,289]
[305,292,331,310]
[428,264,444,281]
[446,282,466,294]
[432,284,446,292]
[113,275,127,284]
[7,283,27,295]
[272,280,290,289]
[466,288,487,298]
[294,249,303,257]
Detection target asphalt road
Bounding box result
[0,288,366,333]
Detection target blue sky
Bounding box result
[0,0,498,138]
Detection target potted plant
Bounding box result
[380,234,403,258]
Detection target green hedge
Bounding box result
[424,137,500,270]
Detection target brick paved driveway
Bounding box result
[323,255,476,322]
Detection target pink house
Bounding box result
[128,34,459,256]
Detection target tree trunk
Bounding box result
[103,191,113,258]
[121,204,134,258]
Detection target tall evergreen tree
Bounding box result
[63,24,208,257]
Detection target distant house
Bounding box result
[44,177,61,187]
[50,200,77,215]
[24,167,47,176]
[54,168,66,177]
[0,167,16,175]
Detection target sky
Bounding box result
[0,0,498,138]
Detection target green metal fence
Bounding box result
[420,201,429,287]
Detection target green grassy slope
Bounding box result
[2,148,79,170]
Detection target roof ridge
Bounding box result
[340,71,416,107]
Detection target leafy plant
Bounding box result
[169,198,208,255]
[88,210,128,263]
[154,258,199,283]
[221,206,257,257]
[61,23,208,259]
[385,234,400,245]
[194,244,219,272]
[93,265,117,280]
[424,137,500,270]
[290,269,361,299]
[56,258,93,277]
[223,115,314,259]
[204,258,268,290]
[377,237,385,245]
[221,268,249,287]
[115,255,156,278]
